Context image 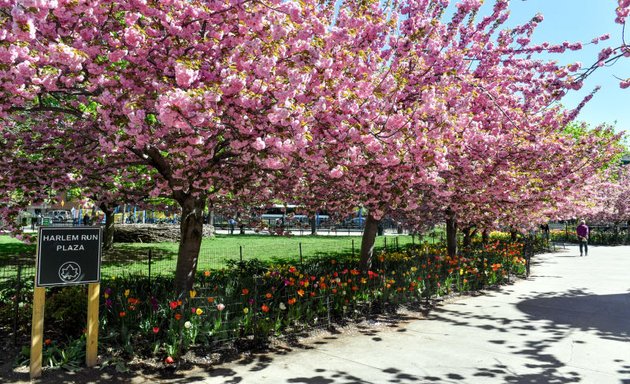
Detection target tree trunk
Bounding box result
[481,229,489,245]
[462,226,478,248]
[462,227,472,248]
[359,214,380,271]
[174,196,206,295]
[310,215,317,236]
[207,209,215,237]
[100,204,115,251]
[446,209,457,257]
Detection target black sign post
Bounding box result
[36,227,102,287]
[31,226,102,379]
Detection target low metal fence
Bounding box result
[0,234,534,362]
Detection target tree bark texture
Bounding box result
[359,214,380,271]
[446,209,458,257]
[310,215,317,235]
[101,206,115,251]
[174,196,206,295]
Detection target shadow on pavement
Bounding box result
[199,286,630,384]
[516,291,630,342]
[418,287,630,383]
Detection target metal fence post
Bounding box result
[481,247,487,288]
[326,294,331,330]
[13,260,22,346]
[506,242,511,283]
[147,249,152,289]
[525,241,532,277]
[351,239,355,259]
[299,243,303,264]
[253,276,259,343]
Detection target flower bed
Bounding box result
[9,239,528,369]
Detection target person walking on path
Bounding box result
[576,220,589,256]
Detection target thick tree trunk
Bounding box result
[359,214,380,271]
[446,209,457,257]
[174,196,206,295]
[481,229,489,245]
[101,205,115,251]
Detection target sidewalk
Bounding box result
[157,245,630,383]
[8,245,628,383]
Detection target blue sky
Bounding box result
[500,0,629,135]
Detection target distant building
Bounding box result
[622,154,630,166]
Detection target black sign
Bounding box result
[36,227,102,287]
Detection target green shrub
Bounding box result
[45,286,88,339]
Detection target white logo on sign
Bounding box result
[58,262,81,282]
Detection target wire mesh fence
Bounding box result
[0,233,539,363]
[549,224,630,245]
[96,235,417,278]
[0,235,412,344]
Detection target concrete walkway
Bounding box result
[178,245,630,384]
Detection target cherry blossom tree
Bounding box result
[399,2,624,256]
[581,171,629,225]
[286,0,619,263]
[0,119,151,248]
[575,1,629,88]
[1,0,626,294]
[0,0,356,293]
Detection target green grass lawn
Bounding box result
[104,234,419,276]
[0,236,36,260]
[0,233,424,279]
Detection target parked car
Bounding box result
[48,210,72,223]
[342,217,366,228]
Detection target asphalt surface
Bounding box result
[181,244,630,384]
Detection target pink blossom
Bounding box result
[263,158,283,170]
[174,62,199,88]
[124,27,144,48]
[329,166,344,179]
[252,137,266,151]
[598,47,614,63]
[19,0,58,7]
[567,62,581,72]
[108,50,126,63]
